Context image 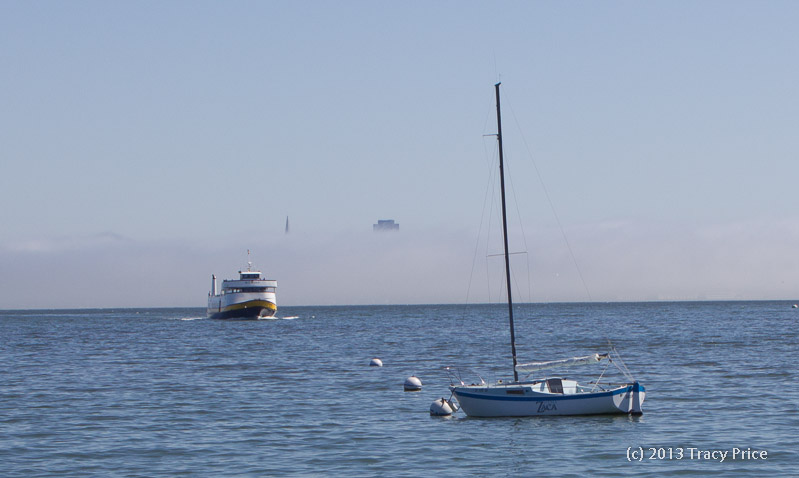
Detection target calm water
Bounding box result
[1,302,797,477]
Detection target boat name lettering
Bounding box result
[537,401,557,413]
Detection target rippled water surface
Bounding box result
[1,302,797,476]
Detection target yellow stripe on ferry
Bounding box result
[223,300,277,312]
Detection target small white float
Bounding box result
[369,358,383,367]
[404,375,422,391]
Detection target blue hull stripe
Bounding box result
[454,386,634,402]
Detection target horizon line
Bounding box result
[2,297,798,312]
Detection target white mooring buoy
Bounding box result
[404,375,422,391]
[430,398,453,416]
[793,304,798,309]
[369,358,383,367]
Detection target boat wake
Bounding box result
[178,316,206,321]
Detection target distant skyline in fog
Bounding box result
[2,1,798,308]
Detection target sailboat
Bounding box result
[448,83,645,417]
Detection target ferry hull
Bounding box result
[451,382,645,417]
[207,299,277,320]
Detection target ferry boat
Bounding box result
[207,257,277,320]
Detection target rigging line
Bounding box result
[606,340,634,382]
[484,142,502,304]
[492,240,531,308]
[491,90,535,314]
[502,149,534,308]
[463,91,501,315]
[503,148,531,255]
[509,258,528,310]
[469,117,501,307]
[484,151,496,303]
[488,254,524,307]
[482,89,497,139]
[464,146,498,311]
[506,97,593,302]
[497,259,528,313]
[590,359,613,392]
[610,344,635,382]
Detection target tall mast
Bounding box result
[495,82,519,382]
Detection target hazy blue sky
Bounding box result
[2,1,798,308]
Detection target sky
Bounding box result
[1,1,798,308]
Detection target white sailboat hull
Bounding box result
[451,381,645,417]
[444,84,647,419]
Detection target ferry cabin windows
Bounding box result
[240,273,260,280]
[222,287,276,294]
